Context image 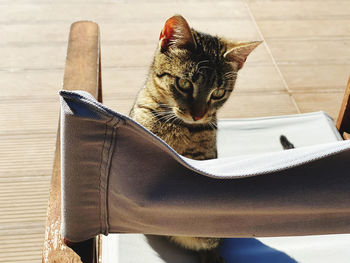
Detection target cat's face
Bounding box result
[151,15,261,125]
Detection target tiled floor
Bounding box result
[0,0,349,262]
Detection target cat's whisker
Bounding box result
[195,60,210,70]
[208,122,214,130]
[161,114,178,128]
[170,116,179,127]
[147,112,160,122]
[175,108,185,115]
[174,117,182,125]
[198,66,212,71]
[150,109,177,124]
[155,110,174,119]
[158,113,175,122]
[152,112,167,119]
[168,115,178,124]
[155,110,171,116]
[197,59,209,65]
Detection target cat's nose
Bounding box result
[192,114,205,121]
[190,103,207,121]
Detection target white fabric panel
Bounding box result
[217,111,341,157]
[102,112,350,263]
[102,233,350,263]
[102,234,198,263]
[184,140,350,177]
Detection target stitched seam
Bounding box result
[98,115,115,235]
[103,118,120,234]
[62,91,350,179]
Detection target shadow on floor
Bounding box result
[146,235,198,262]
[146,235,297,263]
[220,238,297,263]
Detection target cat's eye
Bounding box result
[176,78,193,92]
[211,88,226,100]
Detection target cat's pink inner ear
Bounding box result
[159,15,196,51]
[224,41,263,69]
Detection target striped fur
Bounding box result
[129,15,260,260]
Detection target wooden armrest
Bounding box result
[42,21,102,263]
[337,77,350,136]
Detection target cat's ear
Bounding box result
[224,41,262,69]
[159,15,196,52]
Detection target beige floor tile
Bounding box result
[0,41,270,70]
[293,92,344,119]
[279,64,350,91]
[103,43,272,68]
[257,20,350,39]
[0,0,232,3]
[0,23,71,45]
[101,20,260,45]
[103,96,136,116]
[1,45,66,70]
[103,68,147,99]
[247,0,350,20]
[235,65,286,92]
[0,99,59,134]
[0,133,55,177]
[0,209,46,263]
[0,71,63,99]
[190,20,260,41]
[1,20,260,46]
[101,43,269,69]
[218,92,298,118]
[266,39,350,63]
[2,2,249,25]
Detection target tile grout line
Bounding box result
[242,0,301,114]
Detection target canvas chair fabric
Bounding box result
[100,109,349,262]
[60,90,350,243]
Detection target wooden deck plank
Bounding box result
[247,0,350,20]
[0,2,250,25]
[0,42,271,71]
[0,0,349,261]
[1,20,260,45]
[257,19,350,39]
[266,39,350,63]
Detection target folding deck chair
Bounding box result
[42,21,350,263]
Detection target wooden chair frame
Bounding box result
[42,21,350,263]
[42,21,101,263]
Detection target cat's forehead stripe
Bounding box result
[192,30,224,59]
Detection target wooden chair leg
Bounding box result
[43,21,102,263]
[337,77,350,137]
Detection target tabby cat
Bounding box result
[130,15,261,263]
